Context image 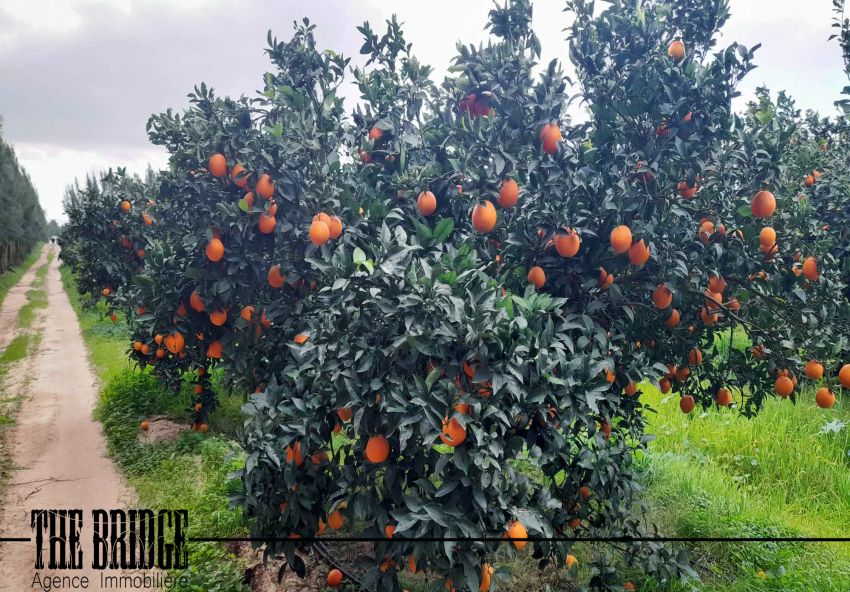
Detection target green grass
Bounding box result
[61,264,250,592]
[0,243,42,308]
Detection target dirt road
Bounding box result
[0,245,145,591]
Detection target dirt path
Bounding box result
[0,245,146,591]
[0,247,48,353]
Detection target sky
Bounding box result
[0,0,846,224]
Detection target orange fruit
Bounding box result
[209,309,227,326]
[154,334,163,345]
[839,364,850,388]
[479,563,492,591]
[133,340,142,351]
[385,524,396,538]
[164,332,185,354]
[208,153,227,177]
[142,213,153,225]
[471,200,497,233]
[498,179,519,208]
[715,387,733,407]
[418,191,437,216]
[243,191,255,208]
[193,384,203,394]
[628,239,650,266]
[704,289,722,310]
[688,348,703,366]
[205,238,224,262]
[802,257,818,280]
[804,174,815,187]
[285,441,304,466]
[554,228,581,257]
[189,289,205,313]
[804,360,824,380]
[678,180,697,198]
[294,333,309,344]
[439,417,467,447]
[230,163,249,188]
[759,227,776,247]
[751,190,776,218]
[258,213,276,234]
[328,510,345,530]
[539,122,562,142]
[140,420,149,431]
[267,264,286,288]
[120,200,131,213]
[666,308,680,328]
[624,583,635,592]
[206,340,223,359]
[708,274,727,294]
[775,376,794,397]
[598,267,614,290]
[527,266,546,289]
[659,377,672,394]
[337,407,353,422]
[679,395,695,414]
[326,569,343,587]
[506,520,528,550]
[365,435,390,463]
[241,305,255,322]
[328,216,343,239]
[310,220,330,246]
[368,126,383,140]
[255,174,275,199]
[815,387,835,409]
[624,382,638,397]
[138,342,149,354]
[565,554,578,569]
[610,225,632,254]
[652,284,673,309]
[668,39,685,61]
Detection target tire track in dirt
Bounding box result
[0,246,148,591]
[0,246,47,354]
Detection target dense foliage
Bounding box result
[0,119,47,273]
[59,1,850,590]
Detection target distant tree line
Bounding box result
[0,118,47,273]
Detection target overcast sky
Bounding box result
[1,0,846,223]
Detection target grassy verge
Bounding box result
[0,243,42,308]
[17,261,49,329]
[60,264,250,592]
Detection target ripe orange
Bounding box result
[142,213,153,225]
[189,290,205,313]
[119,200,131,213]
[206,340,223,359]
[138,342,148,353]
[418,191,437,216]
[193,384,203,394]
[802,257,818,280]
[133,340,142,351]
[628,239,650,266]
[624,382,638,397]
[209,309,227,326]
[668,39,685,62]
[652,284,673,309]
[759,227,776,247]
[164,331,185,354]
[554,228,581,258]
[310,220,330,246]
[804,174,815,187]
[208,153,227,177]
[285,441,304,466]
[230,163,249,188]
[539,123,562,154]
[326,569,343,587]
[708,274,727,294]
[678,180,697,198]
[328,216,343,239]
[666,308,680,328]
[624,583,635,592]
[751,190,776,218]
[365,435,390,463]
[258,213,276,234]
[527,266,546,289]
[688,348,703,366]
[472,200,497,233]
[140,420,149,431]
[659,377,672,393]
[267,264,286,288]
[328,510,345,530]
[704,289,722,310]
[579,485,592,499]
[337,407,353,422]
[368,126,383,140]
[439,417,467,447]
[294,333,309,344]
[155,348,165,358]
[610,225,632,254]
[804,360,824,380]
[839,364,850,388]
[255,174,275,199]
[241,305,255,322]
[565,554,578,569]
[498,179,519,208]
[679,394,695,414]
[506,520,528,550]
[205,238,224,262]
[479,563,492,592]
[775,376,794,397]
[815,387,835,409]
[243,191,255,209]
[154,334,163,345]
[715,387,733,407]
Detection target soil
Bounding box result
[0,245,149,590]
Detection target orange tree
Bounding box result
[60,168,156,318]
[234,1,849,591]
[57,0,850,590]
